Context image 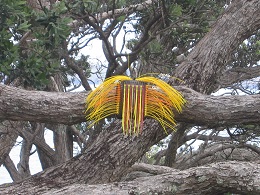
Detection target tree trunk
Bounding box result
[0,120,167,194]
[17,138,32,179]
[53,125,73,164]
[175,0,260,94]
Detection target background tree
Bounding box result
[0,0,259,194]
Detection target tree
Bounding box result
[0,0,259,194]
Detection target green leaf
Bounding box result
[117,15,126,22]
[18,21,31,31]
[170,4,183,17]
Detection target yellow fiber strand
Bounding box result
[137,86,141,133]
[85,75,186,135]
[122,83,127,134]
[133,85,137,134]
[85,76,132,128]
[126,83,131,133]
[136,76,186,112]
[145,87,179,133]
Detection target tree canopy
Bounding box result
[0,0,259,194]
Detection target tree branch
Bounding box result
[0,84,259,127]
[216,66,260,90]
[0,121,20,166]
[18,127,56,162]
[94,0,156,23]
[175,142,260,170]
[4,155,23,182]
[38,161,260,195]
[61,43,91,91]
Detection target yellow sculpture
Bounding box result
[85,75,186,135]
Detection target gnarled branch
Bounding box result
[0,84,259,127]
[41,161,260,195]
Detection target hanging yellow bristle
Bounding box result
[85,75,186,135]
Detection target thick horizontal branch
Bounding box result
[0,84,260,126]
[0,84,87,125]
[41,161,260,195]
[177,87,260,126]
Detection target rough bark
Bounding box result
[0,85,87,125]
[52,124,73,163]
[36,126,56,170]
[164,124,188,167]
[12,161,260,195]
[17,137,32,179]
[0,120,167,194]
[18,124,56,163]
[175,0,260,94]
[0,121,19,167]
[0,84,259,127]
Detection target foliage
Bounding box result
[0,0,29,77]
[135,0,225,75]
[231,31,260,68]
[0,0,81,89]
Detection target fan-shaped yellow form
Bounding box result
[85,75,186,135]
